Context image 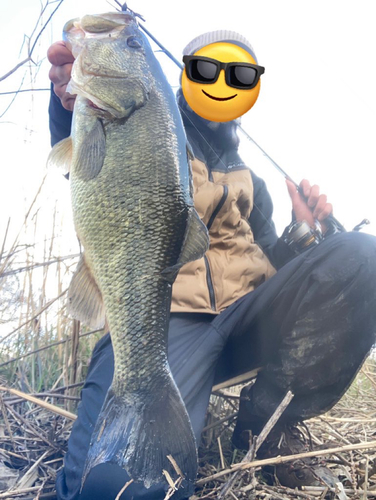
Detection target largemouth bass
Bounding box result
[48,8,209,493]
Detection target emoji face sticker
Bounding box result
[182,42,264,122]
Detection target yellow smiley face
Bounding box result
[182,42,262,122]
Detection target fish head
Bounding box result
[63,12,154,119]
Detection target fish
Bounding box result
[48,8,209,493]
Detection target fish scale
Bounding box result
[47,8,209,494]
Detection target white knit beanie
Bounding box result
[183,30,257,63]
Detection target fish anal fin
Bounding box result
[162,209,209,283]
[75,118,106,181]
[47,137,72,174]
[82,379,197,494]
[68,254,105,329]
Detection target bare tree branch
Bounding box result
[0,288,68,345]
[0,328,103,368]
[0,59,31,83]
[31,1,63,58]
[0,0,65,83]
[0,89,50,96]
[0,72,27,119]
[1,253,79,277]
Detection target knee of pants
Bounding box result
[324,231,376,280]
[354,232,376,270]
[330,231,376,257]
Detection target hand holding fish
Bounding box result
[286,178,333,232]
[47,41,76,111]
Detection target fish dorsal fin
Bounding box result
[47,137,72,174]
[68,254,105,329]
[75,118,106,181]
[162,208,209,283]
[180,209,209,264]
[186,141,194,161]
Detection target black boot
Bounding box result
[232,383,262,450]
[232,385,339,489]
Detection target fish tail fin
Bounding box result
[82,379,197,494]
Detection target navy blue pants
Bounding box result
[56,232,376,500]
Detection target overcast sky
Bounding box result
[1,0,375,244]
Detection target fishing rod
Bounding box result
[235,126,348,232]
[120,1,368,233]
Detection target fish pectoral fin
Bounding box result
[67,254,105,329]
[82,380,197,494]
[47,137,72,175]
[162,208,209,283]
[75,118,106,180]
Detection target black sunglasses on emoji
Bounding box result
[183,55,265,90]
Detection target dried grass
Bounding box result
[195,360,376,499]
[0,360,375,499]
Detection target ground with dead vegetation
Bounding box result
[0,357,375,499]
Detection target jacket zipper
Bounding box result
[207,185,228,231]
[204,184,229,311]
[204,255,216,311]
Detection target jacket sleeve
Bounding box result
[250,170,295,270]
[49,84,73,147]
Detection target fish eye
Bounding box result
[127,36,142,49]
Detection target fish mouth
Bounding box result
[67,81,113,114]
[88,100,106,112]
[202,90,237,101]
[84,96,118,116]
[84,96,137,119]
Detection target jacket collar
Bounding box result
[176,89,240,154]
[176,89,245,172]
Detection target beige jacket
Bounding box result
[171,156,276,314]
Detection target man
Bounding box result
[48,30,376,500]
